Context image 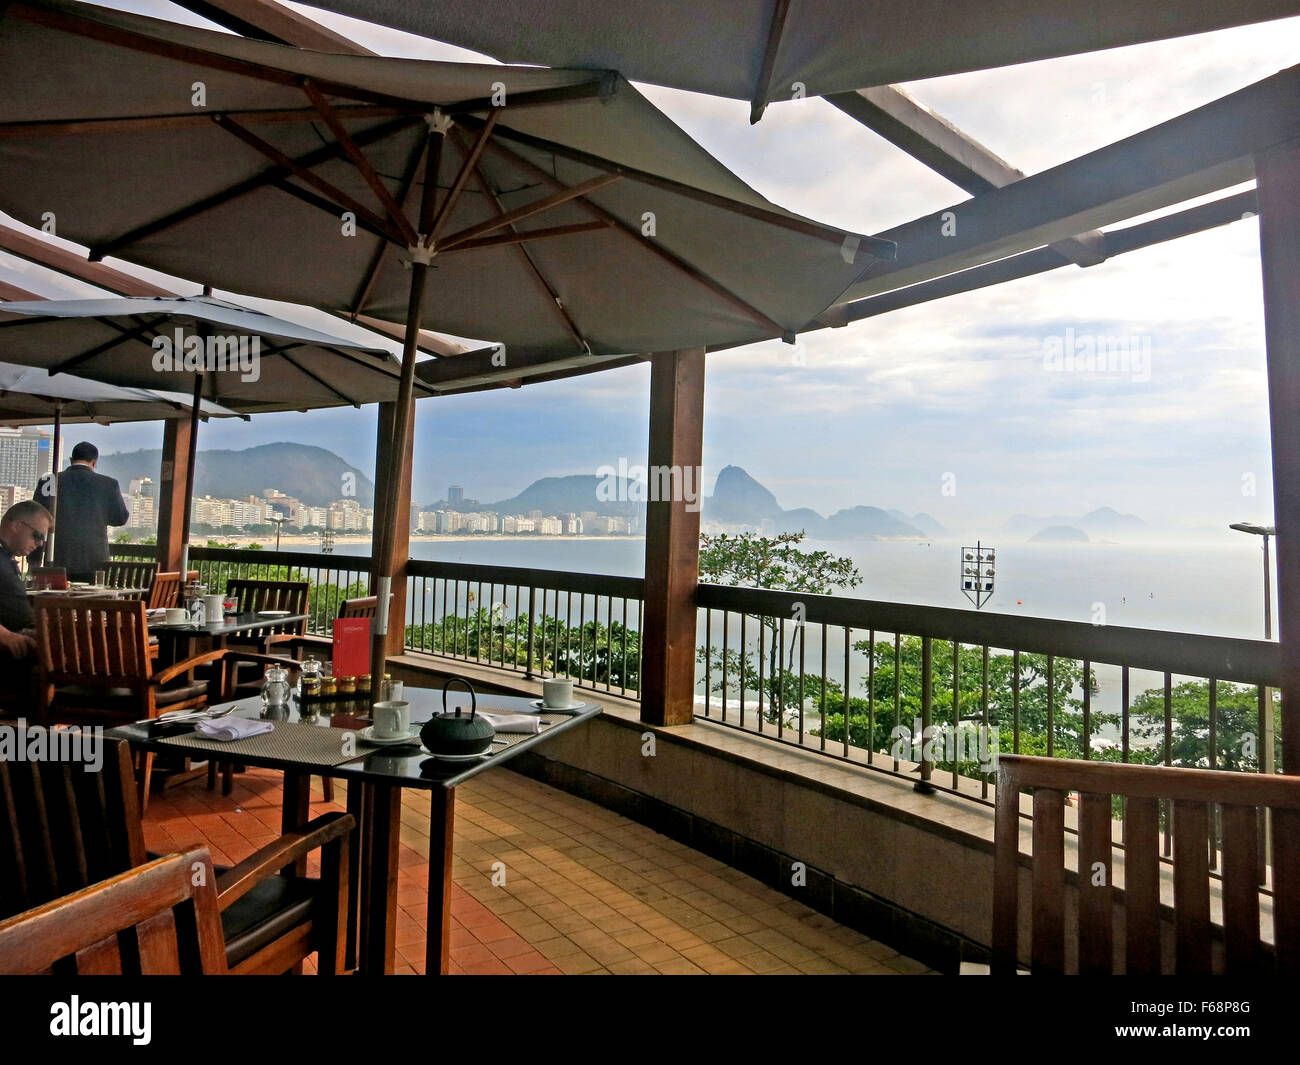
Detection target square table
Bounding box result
[108,687,600,975]
[147,610,310,668]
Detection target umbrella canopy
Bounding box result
[0,361,243,425]
[0,0,889,371]
[300,0,1300,120]
[0,295,425,411]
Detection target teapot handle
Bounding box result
[442,676,477,718]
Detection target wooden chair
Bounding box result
[993,754,1300,975]
[0,735,353,975]
[104,559,157,595]
[31,596,230,805]
[225,578,309,652]
[146,570,183,609]
[0,847,229,975]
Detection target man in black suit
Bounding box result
[35,441,129,583]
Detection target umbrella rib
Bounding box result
[301,80,418,247]
[49,315,161,375]
[483,138,788,337]
[277,349,362,407]
[444,77,617,116]
[457,140,590,352]
[213,114,405,246]
[436,173,621,252]
[270,179,399,242]
[88,115,419,261]
[0,105,407,139]
[440,220,613,253]
[351,132,429,316]
[750,0,792,125]
[5,2,429,111]
[461,114,896,256]
[427,110,499,243]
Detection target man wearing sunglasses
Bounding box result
[0,499,53,708]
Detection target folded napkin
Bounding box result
[194,718,275,742]
[479,712,541,735]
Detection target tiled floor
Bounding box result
[142,766,935,975]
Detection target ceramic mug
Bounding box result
[203,595,225,622]
[164,607,188,625]
[542,678,575,709]
[372,700,410,739]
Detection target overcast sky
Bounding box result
[3,1,1298,534]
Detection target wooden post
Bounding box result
[640,348,705,727]
[1256,137,1300,776]
[371,401,414,656]
[156,418,192,573]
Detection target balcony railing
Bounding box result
[112,543,1283,810]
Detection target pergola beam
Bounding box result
[830,63,1300,309]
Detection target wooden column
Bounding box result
[640,348,705,727]
[371,401,414,656]
[1257,136,1300,775]
[156,418,192,573]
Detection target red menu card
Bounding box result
[332,618,370,676]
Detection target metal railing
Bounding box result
[405,559,645,701]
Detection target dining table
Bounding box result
[147,609,310,669]
[107,686,601,975]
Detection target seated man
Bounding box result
[0,499,53,713]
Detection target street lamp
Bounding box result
[269,516,286,551]
[1229,521,1276,791]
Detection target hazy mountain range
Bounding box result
[96,443,1149,540]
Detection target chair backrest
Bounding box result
[0,733,146,920]
[0,846,228,975]
[104,559,157,591]
[226,578,308,636]
[147,571,182,609]
[33,597,153,691]
[339,595,379,619]
[994,754,1300,975]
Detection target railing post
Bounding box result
[525,585,537,679]
[640,348,705,727]
[916,635,935,793]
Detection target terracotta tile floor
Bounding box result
[142,766,935,975]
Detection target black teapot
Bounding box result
[420,677,494,756]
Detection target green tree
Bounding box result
[697,530,861,724]
[1127,679,1281,772]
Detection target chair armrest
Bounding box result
[214,811,355,909]
[152,648,230,686]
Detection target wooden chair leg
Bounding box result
[322,777,335,802]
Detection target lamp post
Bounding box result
[961,542,996,609]
[270,516,286,552]
[1229,521,1277,776]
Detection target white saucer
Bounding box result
[258,609,292,616]
[529,699,584,712]
[359,726,419,746]
[419,745,492,762]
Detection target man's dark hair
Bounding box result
[70,441,98,463]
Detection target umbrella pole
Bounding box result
[179,371,202,582]
[45,400,61,565]
[370,128,441,694]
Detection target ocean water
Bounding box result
[321,536,1273,641]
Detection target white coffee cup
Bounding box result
[164,607,188,625]
[203,594,225,622]
[371,700,410,739]
[542,678,575,709]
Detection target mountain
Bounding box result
[887,509,947,537]
[707,466,782,523]
[1029,525,1089,543]
[825,506,925,539]
[98,443,375,507]
[1004,507,1146,539]
[474,474,640,517]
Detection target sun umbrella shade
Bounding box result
[0,295,422,411]
[0,360,243,424]
[303,0,1300,120]
[0,0,887,368]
